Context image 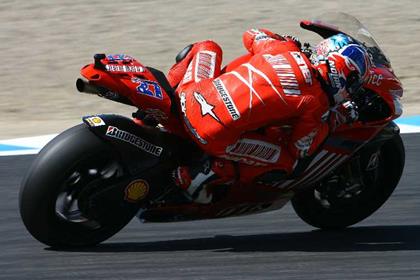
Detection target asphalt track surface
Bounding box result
[0,134,419,280]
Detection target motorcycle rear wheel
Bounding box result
[291,133,405,229]
[19,124,139,247]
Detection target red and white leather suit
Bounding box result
[167,29,330,182]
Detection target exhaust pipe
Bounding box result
[76,78,101,95]
[75,78,133,106]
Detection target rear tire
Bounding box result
[291,134,405,229]
[19,124,139,247]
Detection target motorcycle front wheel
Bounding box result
[291,133,405,229]
[19,124,139,248]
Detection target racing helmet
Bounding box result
[312,34,372,104]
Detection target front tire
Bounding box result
[291,133,405,229]
[19,124,139,247]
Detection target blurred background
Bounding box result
[1,0,419,138]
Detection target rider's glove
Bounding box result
[301,42,313,59]
[336,101,359,125]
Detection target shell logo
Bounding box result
[91,117,103,124]
[124,179,149,202]
[85,116,105,127]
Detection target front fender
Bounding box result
[82,114,197,175]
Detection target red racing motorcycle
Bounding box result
[20,13,405,247]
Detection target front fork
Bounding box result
[315,147,381,207]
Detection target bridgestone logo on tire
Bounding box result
[105,126,163,156]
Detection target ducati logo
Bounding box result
[193,92,220,122]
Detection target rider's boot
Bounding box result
[167,44,194,88]
[173,158,235,204]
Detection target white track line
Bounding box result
[0,134,57,156]
[396,124,420,134]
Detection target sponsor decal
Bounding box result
[290,52,312,85]
[367,73,383,86]
[226,139,281,163]
[105,64,144,73]
[219,154,267,167]
[213,79,240,121]
[328,59,342,89]
[264,54,301,95]
[193,92,220,122]
[105,126,163,156]
[180,92,208,144]
[195,51,216,81]
[124,179,149,202]
[131,78,163,100]
[85,116,105,127]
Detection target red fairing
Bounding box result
[80,55,173,123]
[364,66,403,120]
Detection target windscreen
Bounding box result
[310,12,391,66]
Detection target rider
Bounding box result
[167,29,372,203]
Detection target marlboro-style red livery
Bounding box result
[21,13,405,248]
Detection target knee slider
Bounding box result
[175,44,193,63]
